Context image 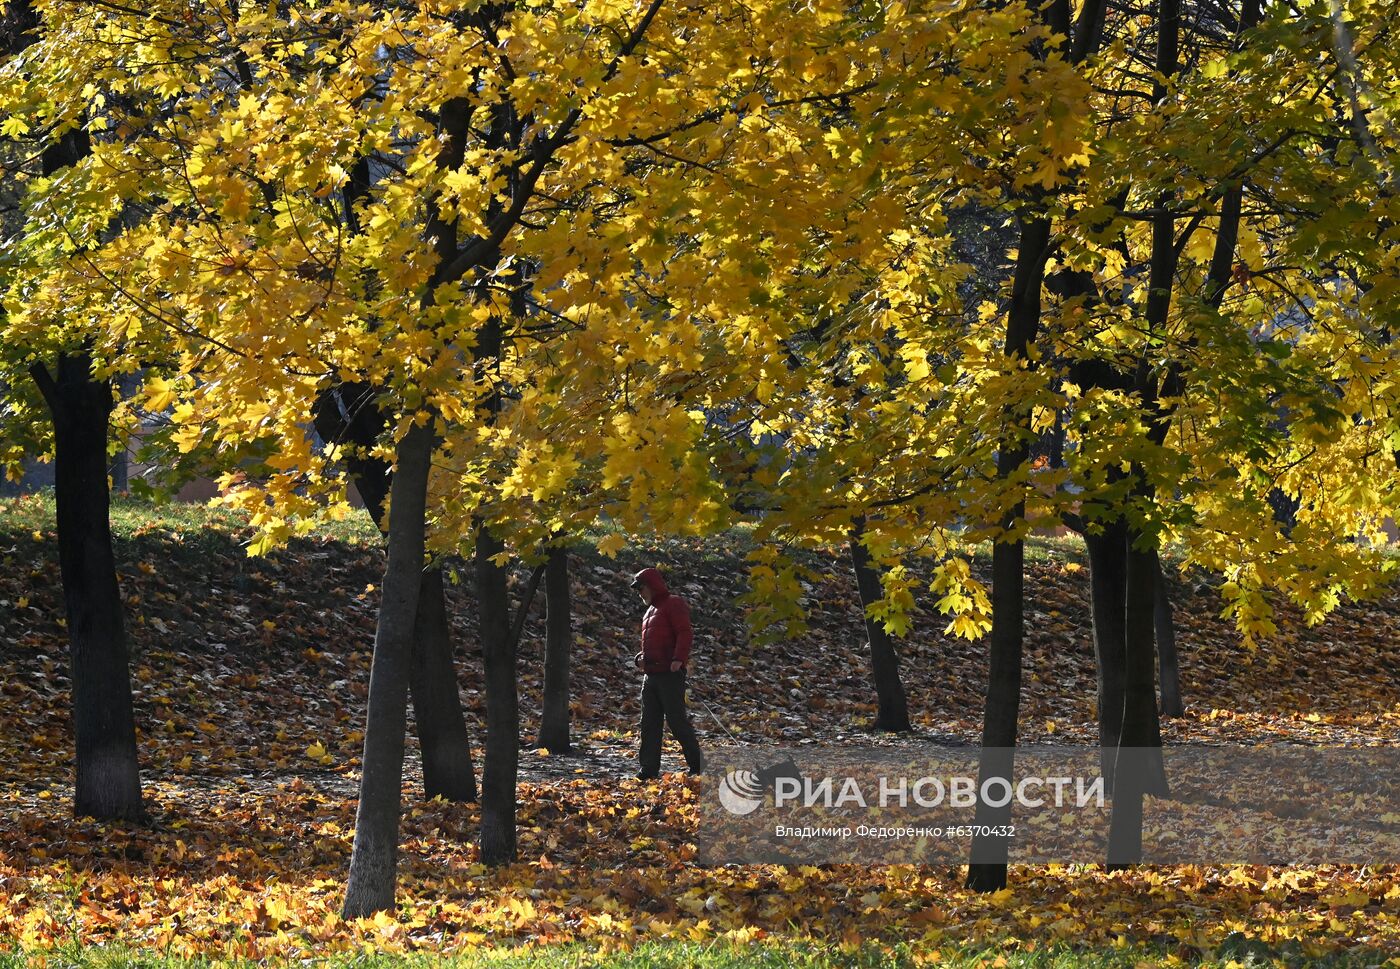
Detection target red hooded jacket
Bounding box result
[634,568,693,673]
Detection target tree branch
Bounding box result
[509,562,548,651]
[27,360,59,411]
[432,0,669,287]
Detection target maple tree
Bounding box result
[1027,0,1400,870]
[0,0,146,823]
[956,0,1103,893]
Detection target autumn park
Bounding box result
[2,0,1400,964]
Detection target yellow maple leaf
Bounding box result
[305,742,332,765]
[144,376,178,412]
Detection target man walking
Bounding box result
[631,567,705,779]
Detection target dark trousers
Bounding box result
[639,670,704,774]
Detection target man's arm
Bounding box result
[669,598,693,669]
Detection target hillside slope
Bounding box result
[2,493,1397,795]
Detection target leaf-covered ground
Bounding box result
[1,493,1398,964]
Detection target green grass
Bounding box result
[3,938,1385,969]
[979,532,1089,568]
[0,489,1096,567]
[3,490,1200,609]
[0,490,384,549]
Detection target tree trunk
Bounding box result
[31,355,144,822]
[314,385,476,802]
[1084,520,1128,779]
[1105,0,1177,869]
[848,521,911,733]
[1107,534,1170,868]
[1153,552,1184,718]
[311,384,392,528]
[965,213,1052,893]
[965,533,1024,891]
[475,525,518,865]
[410,568,477,801]
[537,545,573,754]
[109,447,128,494]
[342,418,434,918]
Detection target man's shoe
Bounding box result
[635,770,659,781]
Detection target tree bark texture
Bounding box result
[848,521,912,733]
[342,418,435,918]
[314,386,476,802]
[32,355,145,822]
[1153,553,1184,718]
[476,525,519,866]
[537,545,573,754]
[410,568,477,801]
[1085,521,1128,779]
[1107,536,1170,867]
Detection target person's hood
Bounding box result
[633,567,670,601]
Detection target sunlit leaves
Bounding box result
[4,0,1400,649]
